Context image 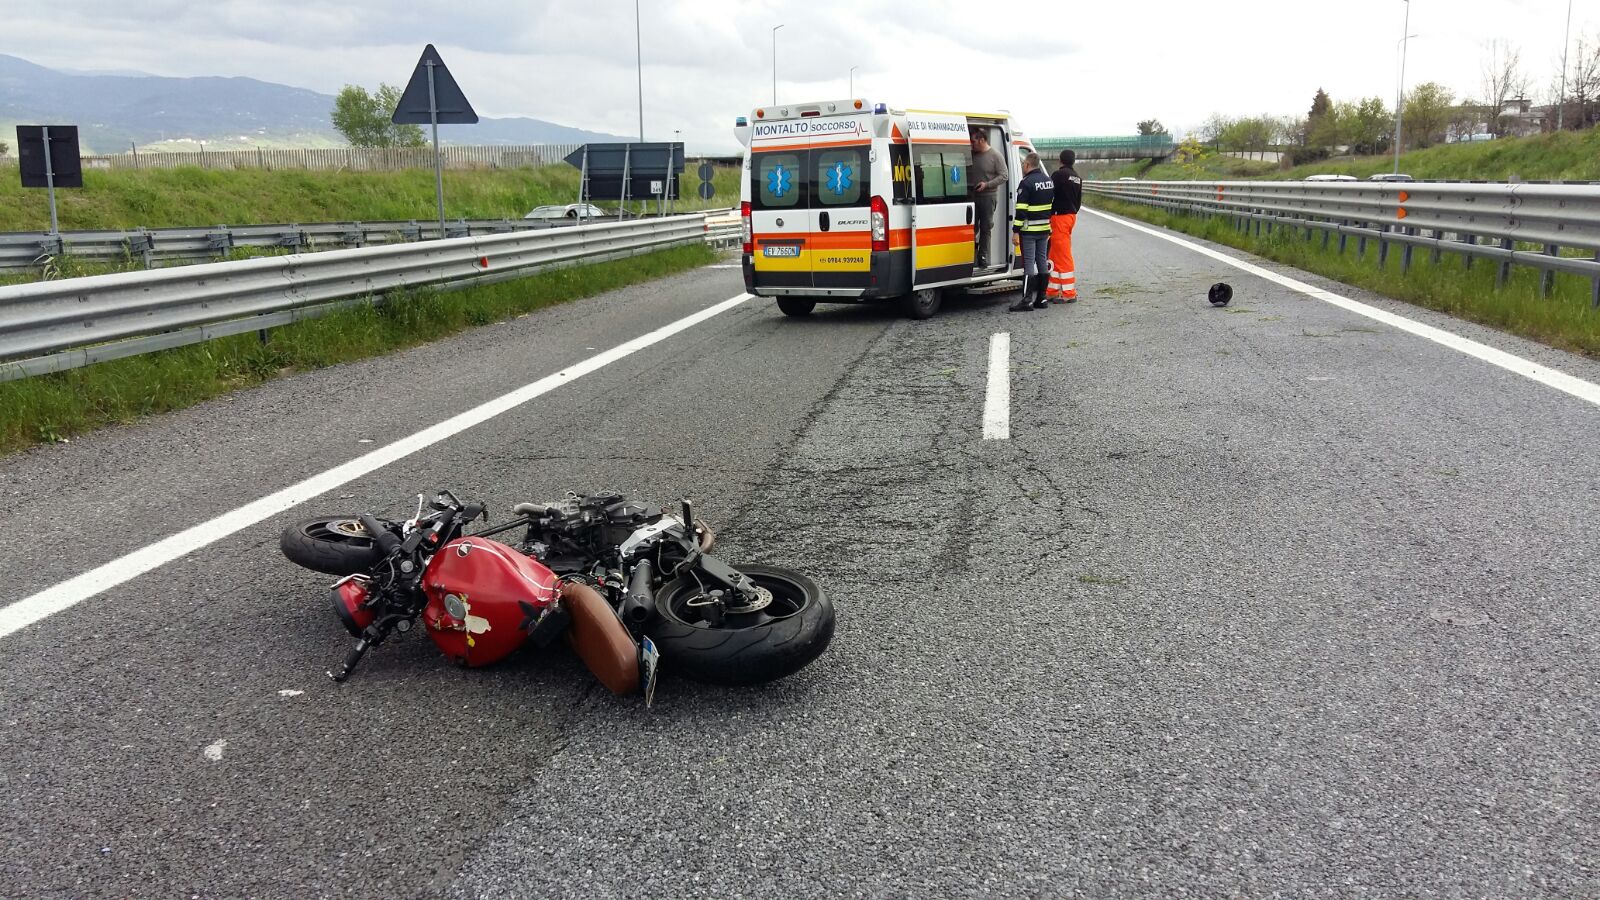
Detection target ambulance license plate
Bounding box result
[763,244,801,258]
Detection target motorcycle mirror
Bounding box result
[680,499,695,534]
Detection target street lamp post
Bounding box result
[850,65,859,96]
[1393,0,1413,174]
[768,25,780,103]
[1558,0,1574,130]
[635,0,644,141]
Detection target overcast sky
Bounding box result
[6,0,1597,151]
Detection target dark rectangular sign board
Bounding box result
[564,142,684,177]
[17,125,83,188]
[565,142,684,200]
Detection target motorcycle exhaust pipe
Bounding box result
[619,559,657,626]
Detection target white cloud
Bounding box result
[5,0,1596,152]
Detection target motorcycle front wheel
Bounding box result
[279,516,388,576]
[650,564,835,686]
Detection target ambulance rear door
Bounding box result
[906,112,975,288]
[747,113,873,293]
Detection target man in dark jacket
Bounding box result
[1046,149,1083,303]
[1010,152,1055,311]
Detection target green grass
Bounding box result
[0,243,716,455]
[1091,197,1600,358]
[1107,126,1600,183]
[0,164,743,233]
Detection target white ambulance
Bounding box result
[735,99,1039,319]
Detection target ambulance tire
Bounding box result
[777,297,816,317]
[902,288,941,320]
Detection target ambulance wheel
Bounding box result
[902,288,941,319]
[777,297,816,317]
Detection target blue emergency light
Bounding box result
[736,116,748,126]
[873,103,887,114]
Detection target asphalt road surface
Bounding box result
[2,210,1596,898]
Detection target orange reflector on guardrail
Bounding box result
[1397,208,1408,219]
[1399,191,1410,203]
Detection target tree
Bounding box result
[1550,32,1600,130]
[1136,119,1167,136]
[1478,40,1531,136]
[331,83,425,148]
[1308,89,1333,121]
[1403,82,1454,149]
[1341,97,1391,155]
[0,139,8,156]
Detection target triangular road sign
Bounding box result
[392,44,478,124]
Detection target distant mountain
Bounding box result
[0,54,628,153]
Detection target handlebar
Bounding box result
[360,515,403,556]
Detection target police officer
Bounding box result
[1010,152,1055,312]
[1046,149,1083,303]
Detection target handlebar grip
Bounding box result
[360,515,402,556]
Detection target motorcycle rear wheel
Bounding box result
[650,564,834,686]
[280,516,388,576]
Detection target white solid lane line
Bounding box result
[0,293,754,643]
[984,332,1011,440]
[1082,208,1600,410]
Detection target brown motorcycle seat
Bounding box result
[561,581,640,696]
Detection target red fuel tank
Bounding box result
[421,537,560,667]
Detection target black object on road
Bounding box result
[1209,283,1233,306]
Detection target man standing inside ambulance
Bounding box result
[969,128,1008,269]
[1046,149,1083,303]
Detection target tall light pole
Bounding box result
[1393,0,1413,174]
[1558,0,1574,130]
[635,0,644,141]
[772,24,785,104]
[849,65,859,97]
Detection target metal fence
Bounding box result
[0,211,741,381]
[1085,179,1600,306]
[0,215,685,273]
[67,144,582,172]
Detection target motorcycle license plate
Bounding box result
[762,244,801,258]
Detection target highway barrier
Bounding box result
[1085,180,1600,307]
[0,211,740,381]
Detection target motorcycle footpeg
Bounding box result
[328,637,372,682]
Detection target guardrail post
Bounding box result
[206,226,234,260]
[1461,233,1476,270]
[1497,238,1514,288]
[1339,222,1348,255]
[1542,245,1559,297]
[1378,225,1390,269]
[1430,229,1442,265]
[1401,227,1414,275]
[1357,232,1367,260]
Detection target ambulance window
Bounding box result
[752,152,803,209]
[814,148,866,206]
[914,147,972,204]
[890,145,912,203]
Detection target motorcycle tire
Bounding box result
[650,564,834,686]
[280,516,388,576]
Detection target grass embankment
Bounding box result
[0,164,743,232]
[1108,126,1600,182]
[0,243,716,454]
[1091,197,1600,357]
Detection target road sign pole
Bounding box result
[42,126,59,235]
[426,60,446,239]
[619,144,631,222]
[577,146,589,223]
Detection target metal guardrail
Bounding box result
[0,211,730,273]
[0,211,741,381]
[1085,180,1600,306]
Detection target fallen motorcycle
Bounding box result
[279,489,834,699]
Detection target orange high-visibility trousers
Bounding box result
[1047,213,1077,300]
